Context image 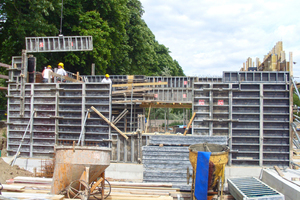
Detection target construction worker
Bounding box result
[57,62,68,82]
[101,74,112,83]
[42,65,53,83]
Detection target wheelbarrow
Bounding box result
[50,146,111,200]
[187,143,229,200]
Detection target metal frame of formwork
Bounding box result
[6,82,112,158]
[192,71,291,167]
[6,67,293,167]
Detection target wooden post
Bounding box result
[91,106,128,140]
[184,112,196,136]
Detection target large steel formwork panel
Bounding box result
[192,79,290,167]
[57,83,111,148]
[223,71,289,82]
[7,84,57,158]
[193,83,231,136]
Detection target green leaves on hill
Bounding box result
[0,0,184,76]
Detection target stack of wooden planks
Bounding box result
[1,176,63,199]
[1,176,191,200]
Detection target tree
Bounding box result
[0,0,185,76]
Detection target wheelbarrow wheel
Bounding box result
[91,179,111,199]
[67,179,90,200]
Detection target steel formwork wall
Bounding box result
[6,83,111,158]
[193,71,290,167]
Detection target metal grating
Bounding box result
[25,36,93,52]
[228,177,284,200]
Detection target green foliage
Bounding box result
[294,92,300,107]
[0,0,184,76]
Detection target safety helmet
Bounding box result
[47,65,52,68]
[58,62,64,68]
[105,74,109,78]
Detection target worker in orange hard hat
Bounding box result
[101,74,112,83]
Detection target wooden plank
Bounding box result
[274,165,285,177]
[91,106,128,140]
[0,74,9,79]
[0,86,8,90]
[184,112,196,136]
[1,192,64,200]
[10,183,52,190]
[113,82,167,88]
[1,184,25,192]
[49,71,83,82]
[112,88,153,94]
[13,176,52,184]
[0,62,11,68]
[110,182,173,188]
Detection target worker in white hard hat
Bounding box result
[101,74,112,83]
[57,62,68,82]
[42,65,53,83]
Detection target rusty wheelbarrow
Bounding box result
[51,146,111,200]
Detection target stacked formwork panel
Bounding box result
[6,83,111,158]
[193,71,290,167]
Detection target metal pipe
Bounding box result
[77,110,89,146]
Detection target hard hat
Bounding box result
[105,74,109,78]
[58,62,64,67]
[47,65,52,68]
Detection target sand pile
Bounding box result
[0,158,34,183]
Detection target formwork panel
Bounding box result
[193,76,290,167]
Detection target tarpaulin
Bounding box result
[194,151,211,200]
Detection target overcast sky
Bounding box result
[140,0,300,79]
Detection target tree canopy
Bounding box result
[0,0,185,77]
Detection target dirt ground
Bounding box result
[0,125,34,183]
[0,158,34,183]
[0,126,7,157]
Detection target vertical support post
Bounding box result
[81,83,86,146]
[289,52,293,77]
[108,82,112,148]
[164,108,167,133]
[259,83,264,166]
[29,85,34,157]
[91,63,95,75]
[209,83,213,136]
[289,74,293,167]
[117,135,120,162]
[167,108,169,132]
[228,84,233,166]
[55,83,59,145]
[101,171,105,200]
[20,50,27,117]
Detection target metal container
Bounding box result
[51,146,111,194]
[189,143,229,191]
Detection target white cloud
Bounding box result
[140,0,300,78]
